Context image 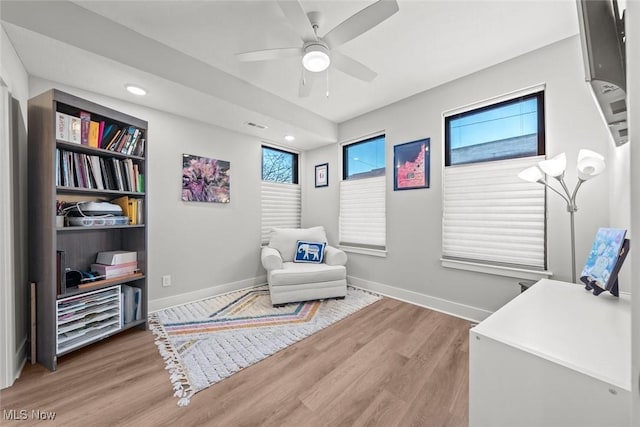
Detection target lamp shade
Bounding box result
[576,149,605,180]
[518,166,544,183]
[538,153,566,177]
[577,157,606,180]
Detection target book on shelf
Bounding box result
[72,153,85,187]
[56,250,66,295]
[56,112,69,141]
[79,111,91,145]
[88,155,104,190]
[100,124,117,148]
[55,148,61,187]
[68,116,81,144]
[82,155,95,189]
[88,120,100,148]
[121,285,142,324]
[104,129,122,151]
[97,121,105,147]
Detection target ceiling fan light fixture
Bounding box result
[302,44,330,73]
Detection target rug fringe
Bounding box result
[149,314,195,407]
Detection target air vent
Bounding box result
[245,121,268,130]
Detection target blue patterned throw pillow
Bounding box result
[294,241,326,263]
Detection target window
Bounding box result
[339,135,386,253]
[445,91,544,166]
[262,146,298,183]
[442,90,548,275]
[343,135,386,179]
[261,145,300,243]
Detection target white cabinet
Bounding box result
[470,279,631,427]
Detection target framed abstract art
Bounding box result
[394,138,430,190]
[181,154,230,203]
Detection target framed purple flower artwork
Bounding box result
[181,154,230,203]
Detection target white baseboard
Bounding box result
[148,274,493,323]
[148,275,267,312]
[348,275,493,323]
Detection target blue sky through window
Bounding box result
[449,98,538,149]
[345,135,385,178]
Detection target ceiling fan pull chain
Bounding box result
[326,71,330,98]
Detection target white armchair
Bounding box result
[261,226,347,306]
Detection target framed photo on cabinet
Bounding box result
[394,138,430,190]
[315,163,329,188]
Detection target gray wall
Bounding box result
[29,78,267,311]
[303,36,616,319]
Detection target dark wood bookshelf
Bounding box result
[58,224,145,232]
[28,89,148,371]
[56,140,144,161]
[56,186,145,197]
[60,273,146,298]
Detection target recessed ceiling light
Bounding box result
[125,84,147,96]
[284,135,295,142]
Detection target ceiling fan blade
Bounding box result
[323,0,399,48]
[298,71,318,97]
[237,47,303,62]
[277,0,317,42]
[331,51,377,82]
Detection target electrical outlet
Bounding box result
[162,275,171,287]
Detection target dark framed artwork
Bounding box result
[394,138,430,190]
[181,153,230,203]
[315,163,329,188]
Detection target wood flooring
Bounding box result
[0,297,470,427]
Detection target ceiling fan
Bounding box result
[237,0,399,97]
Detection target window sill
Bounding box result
[340,245,387,258]
[440,258,553,281]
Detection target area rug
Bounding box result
[149,285,381,406]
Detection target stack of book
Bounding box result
[91,250,138,279]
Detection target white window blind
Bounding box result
[442,156,545,269]
[339,175,386,249]
[261,181,301,243]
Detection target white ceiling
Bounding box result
[1,0,579,150]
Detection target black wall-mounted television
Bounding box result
[576,0,627,146]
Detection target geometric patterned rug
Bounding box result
[149,285,381,406]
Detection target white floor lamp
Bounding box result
[518,149,606,283]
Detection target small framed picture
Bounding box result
[394,138,430,190]
[315,163,329,188]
